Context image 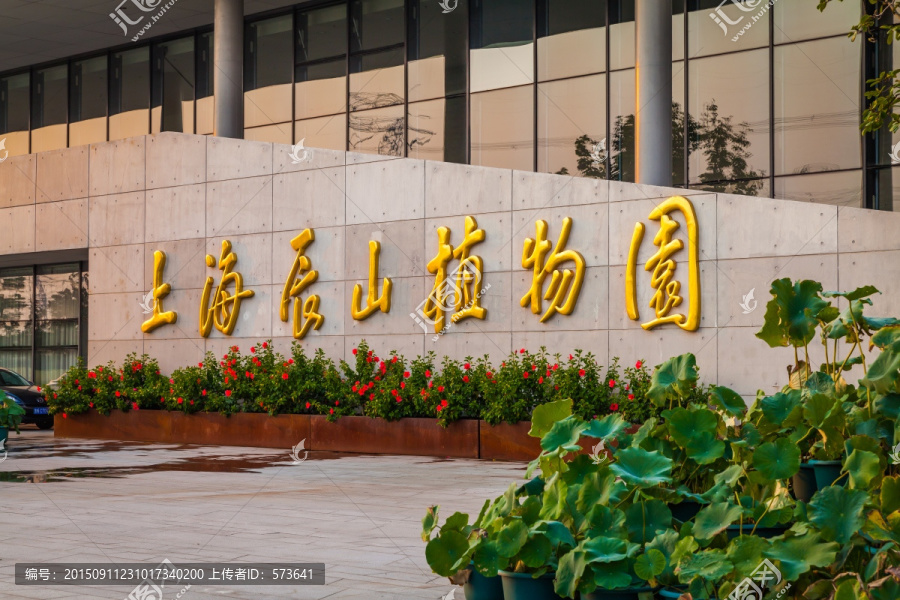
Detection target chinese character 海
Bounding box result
[199,240,255,337]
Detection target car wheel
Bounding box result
[35,418,54,430]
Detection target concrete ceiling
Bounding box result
[0,0,304,73]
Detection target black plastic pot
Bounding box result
[726,523,790,540]
[668,501,702,522]
[463,567,504,600]
[498,571,563,600]
[582,586,656,599]
[792,460,844,502]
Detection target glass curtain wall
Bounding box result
[245,15,294,143]
[70,56,108,147]
[0,72,30,157]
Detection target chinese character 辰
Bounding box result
[422,216,486,334]
[351,240,392,320]
[141,250,178,333]
[199,240,255,337]
[626,196,701,331]
[521,217,585,322]
[280,228,325,339]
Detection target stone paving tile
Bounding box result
[0,429,523,599]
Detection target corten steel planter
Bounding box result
[55,410,311,450]
[479,421,542,461]
[309,415,479,458]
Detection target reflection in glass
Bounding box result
[774,0,860,44]
[152,37,195,134]
[351,0,405,53]
[246,16,293,128]
[244,124,292,144]
[110,47,150,140]
[471,85,534,170]
[32,65,68,152]
[774,170,862,207]
[70,57,108,147]
[296,60,347,120]
[0,73,30,156]
[688,0,769,58]
[537,0,605,82]
[774,38,860,175]
[538,75,606,177]
[692,178,770,198]
[609,0,635,70]
[408,97,467,163]
[688,50,768,193]
[34,265,81,386]
[470,0,534,92]
[298,4,347,63]
[196,32,214,135]
[296,113,347,152]
[875,167,898,212]
[0,267,33,379]
[350,104,405,156]
[350,48,405,110]
[409,0,468,101]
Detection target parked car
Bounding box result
[0,368,52,429]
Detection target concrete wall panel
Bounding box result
[36,199,88,251]
[345,220,426,279]
[36,147,88,203]
[89,192,145,247]
[514,171,607,210]
[0,154,36,208]
[146,184,206,242]
[425,211,513,274]
[89,245,144,294]
[206,176,273,237]
[426,161,512,217]
[0,205,35,253]
[838,206,900,253]
[89,137,145,197]
[346,158,425,224]
[146,133,206,189]
[207,137,272,182]
[273,167,345,232]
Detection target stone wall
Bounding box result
[2,131,899,402]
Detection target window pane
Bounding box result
[409,0,468,101]
[36,321,78,347]
[538,74,606,177]
[298,4,347,63]
[470,0,534,92]
[247,16,293,90]
[295,113,347,152]
[689,50,769,185]
[408,96,467,163]
[692,177,770,197]
[688,0,770,58]
[351,0,405,52]
[36,348,77,387]
[111,48,150,115]
[36,267,80,321]
[774,38,860,175]
[296,59,347,120]
[537,0,606,81]
[197,32,214,99]
[71,57,107,122]
[350,48,405,109]
[0,268,33,322]
[774,170,862,207]
[610,2,683,72]
[775,0,860,44]
[349,104,405,156]
[32,65,67,129]
[0,324,32,349]
[0,348,32,380]
[471,85,534,170]
[153,37,195,134]
[609,69,634,181]
[875,167,898,212]
[0,73,29,135]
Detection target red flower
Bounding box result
[428,381,434,389]
[438,386,444,392]
[462,375,469,383]
[132,402,139,410]
[538,376,544,384]
[404,371,410,378]
[75,379,79,384]
[335,401,340,406]
[520,348,526,354]
[88,402,93,408]
[441,399,448,407]
[115,391,121,397]
[352,385,358,392]
[374,356,380,362]
[523,372,529,379]
[628,394,635,400]
[329,408,334,415]
[610,403,619,411]
[88,372,96,379]
[463,363,470,371]
[391,389,398,397]
[369,393,375,400]
[635,361,643,369]
[391,356,398,364]
[225,390,232,397]
[578,369,586,377]
[53,393,58,399]
[352,348,358,355]
[251,346,256,353]
[288,359,294,365]
[62,413,67,419]
[98,367,103,373]
[486,371,493,379]
[262,342,268,349]
[609,380,616,388]
[177,397,183,404]
[436,405,443,412]
[190,400,194,405]
[282,373,289,380]
[396,397,402,403]
[425,370,431,378]
[202,390,207,396]
[77,385,82,391]
[108,376,113,382]
[552,364,559,371]
[367,350,373,356]
[400,382,406,389]
[305,401,311,409]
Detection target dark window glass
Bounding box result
[0,73,30,134]
[298,4,347,63]
[298,59,346,83]
[609,68,634,181]
[774,38,860,175]
[351,0,405,53]
[538,0,604,37]
[246,15,293,90]
[537,0,605,81]
[609,0,635,70]
[470,0,533,49]
[70,57,108,123]
[409,0,468,99]
[197,32,214,99]
[538,74,606,177]
[32,65,67,128]
[350,47,405,109]
[874,167,898,212]
[111,47,150,115]
[408,96,467,163]
[153,37,195,133]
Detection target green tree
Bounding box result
[695,100,765,196]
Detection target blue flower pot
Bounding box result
[792,460,844,502]
[498,571,563,600]
[463,568,503,600]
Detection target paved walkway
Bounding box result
[0,427,524,599]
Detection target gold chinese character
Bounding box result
[626,196,701,331]
[423,216,486,333]
[141,250,177,333]
[520,217,586,323]
[280,228,324,339]
[351,240,392,320]
[199,240,255,337]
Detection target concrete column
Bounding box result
[214,0,243,139]
[635,0,672,186]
